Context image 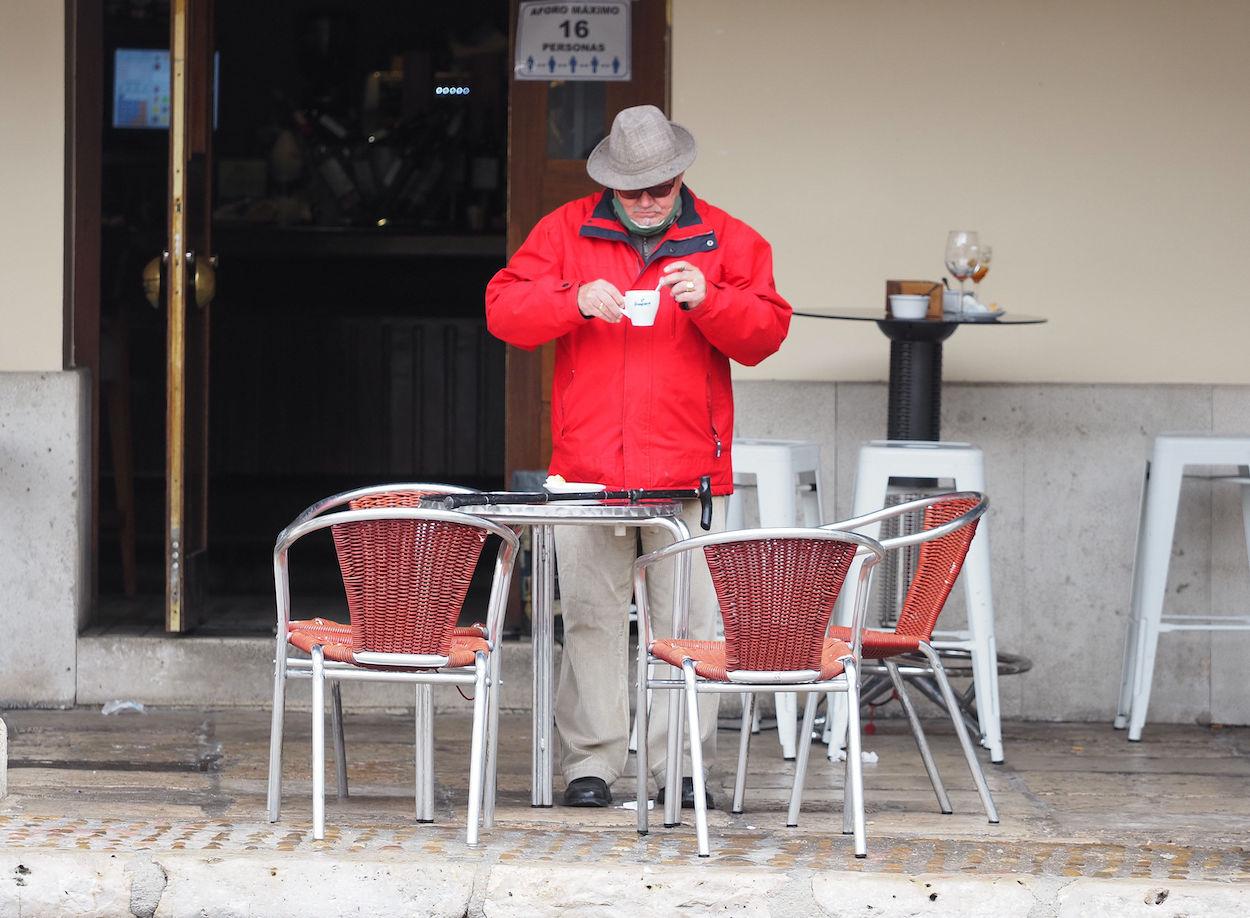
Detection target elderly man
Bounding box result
[486,105,791,808]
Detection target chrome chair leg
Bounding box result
[682,661,710,858]
[311,645,326,841]
[842,746,854,836]
[330,681,348,800]
[466,654,489,847]
[786,692,819,827]
[636,639,651,835]
[922,643,999,823]
[266,640,286,823]
[844,661,867,857]
[664,670,684,828]
[414,683,434,823]
[731,692,755,814]
[483,652,502,830]
[839,695,853,836]
[886,660,951,815]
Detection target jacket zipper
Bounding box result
[706,374,722,459]
[560,368,573,436]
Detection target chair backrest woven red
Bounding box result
[893,497,981,641]
[331,491,487,656]
[704,537,858,673]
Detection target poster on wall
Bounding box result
[514,1,631,81]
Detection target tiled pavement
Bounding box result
[1,708,1248,882]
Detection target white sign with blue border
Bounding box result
[514,2,631,81]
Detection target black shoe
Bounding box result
[657,777,715,810]
[562,776,612,807]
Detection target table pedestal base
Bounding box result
[882,320,956,442]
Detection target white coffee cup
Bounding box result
[888,293,929,320]
[621,290,660,326]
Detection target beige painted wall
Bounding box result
[673,0,1250,384]
[0,0,65,372]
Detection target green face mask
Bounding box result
[612,193,682,237]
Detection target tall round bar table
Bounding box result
[792,309,1047,443]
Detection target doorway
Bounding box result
[90,0,509,634]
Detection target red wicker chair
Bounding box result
[632,527,884,858]
[814,492,998,824]
[266,484,518,845]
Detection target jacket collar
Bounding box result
[579,186,718,262]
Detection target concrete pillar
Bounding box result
[0,370,90,706]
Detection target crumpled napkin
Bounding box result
[960,293,991,314]
[829,748,879,764]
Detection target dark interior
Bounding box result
[96,0,509,632]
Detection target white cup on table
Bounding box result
[888,294,929,320]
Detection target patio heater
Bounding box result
[873,490,925,631]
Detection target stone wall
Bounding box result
[2,371,1246,726]
[734,381,1250,725]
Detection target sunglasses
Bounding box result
[615,178,679,201]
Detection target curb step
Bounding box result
[3,848,1248,917]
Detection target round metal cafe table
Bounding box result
[438,500,692,808]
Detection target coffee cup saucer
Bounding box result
[948,308,1005,321]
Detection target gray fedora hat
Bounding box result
[586,105,697,191]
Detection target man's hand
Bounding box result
[577,279,625,322]
[658,261,707,310]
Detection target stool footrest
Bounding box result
[1158,614,1250,632]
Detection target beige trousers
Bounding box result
[554,496,725,789]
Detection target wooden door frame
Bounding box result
[65,0,104,603]
[503,0,671,482]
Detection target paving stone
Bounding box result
[125,855,166,918]
[0,849,131,917]
[811,872,1044,917]
[1057,877,1250,918]
[155,852,477,918]
[486,862,790,916]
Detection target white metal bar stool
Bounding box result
[827,440,1004,763]
[726,438,824,759]
[1114,433,1250,741]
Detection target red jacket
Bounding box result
[485,188,791,495]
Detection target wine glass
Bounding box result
[944,230,980,316]
[971,244,992,305]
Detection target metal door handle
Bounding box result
[186,251,217,309]
[142,251,169,308]
[144,250,217,309]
